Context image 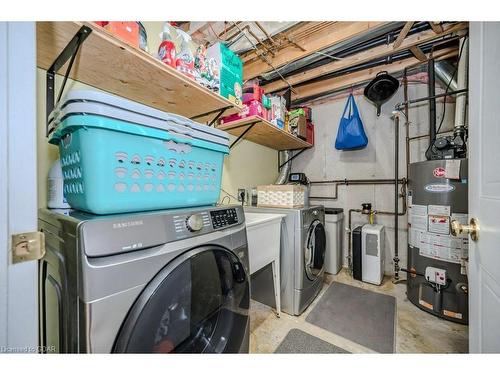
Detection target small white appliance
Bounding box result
[361,224,385,285]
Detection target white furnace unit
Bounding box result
[361,224,385,285]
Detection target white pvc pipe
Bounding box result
[455,37,469,129]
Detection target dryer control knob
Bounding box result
[186,214,204,232]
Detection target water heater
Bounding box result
[361,224,385,285]
[407,159,468,324]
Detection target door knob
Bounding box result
[451,218,480,241]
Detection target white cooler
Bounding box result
[325,208,344,274]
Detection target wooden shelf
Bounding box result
[217,116,313,151]
[36,22,241,122]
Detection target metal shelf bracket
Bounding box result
[229,121,258,149]
[46,25,92,136]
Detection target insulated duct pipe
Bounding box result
[275,150,291,184]
[454,37,469,131]
[434,60,458,92]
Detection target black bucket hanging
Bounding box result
[363,71,399,116]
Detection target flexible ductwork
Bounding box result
[434,60,458,91]
[454,37,469,130]
[275,150,291,184]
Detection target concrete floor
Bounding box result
[249,269,468,354]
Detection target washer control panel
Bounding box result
[186,214,204,232]
[172,211,211,236]
[210,208,238,229]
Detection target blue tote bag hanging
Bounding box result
[334,94,368,150]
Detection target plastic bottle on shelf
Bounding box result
[158,23,176,68]
[175,28,195,80]
[47,159,71,209]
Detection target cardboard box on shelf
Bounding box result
[289,113,307,140]
[206,42,243,105]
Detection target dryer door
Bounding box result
[304,219,327,281]
[113,245,250,353]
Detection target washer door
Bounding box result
[304,220,326,281]
[113,246,250,353]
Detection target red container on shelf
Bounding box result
[306,121,315,145]
[158,40,176,68]
[104,22,140,48]
[220,100,264,124]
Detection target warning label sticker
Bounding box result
[428,215,450,235]
[418,232,463,264]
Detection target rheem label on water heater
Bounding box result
[424,183,455,193]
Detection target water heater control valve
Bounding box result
[425,266,447,286]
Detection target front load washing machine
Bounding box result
[38,205,250,353]
[244,205,326,315]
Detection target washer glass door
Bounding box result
[304,219,327,281]
[113,246,249,353]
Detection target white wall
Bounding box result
[0,22,38,350]
[292,77,456,274]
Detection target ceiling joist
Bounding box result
[393,21,415,49]
[242,21,388,80]
[287,47,458,103]
[409,45,428,61]
[262,22,468,93]
[429,22,444,34]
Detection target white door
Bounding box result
[0,22,38,352]
[468,22,500,353]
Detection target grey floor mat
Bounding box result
[305,282,396,353]
[274,329,350,354]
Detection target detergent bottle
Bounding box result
[175,28,195,80]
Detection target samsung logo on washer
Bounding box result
[112,220,144,229]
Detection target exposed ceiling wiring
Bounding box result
[313,50,345,61]
[230,21,295,91]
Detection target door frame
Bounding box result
[0,22,38,352]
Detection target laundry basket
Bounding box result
[49,90,230,215]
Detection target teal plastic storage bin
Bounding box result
[49,91,229,215]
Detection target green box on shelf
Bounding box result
[207,42,243,105]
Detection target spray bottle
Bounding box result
[158,23,176,68]
[175,28,195,80]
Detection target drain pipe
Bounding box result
[425,58,437,160]
[454,37,469,133]
[393,111,401,280]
